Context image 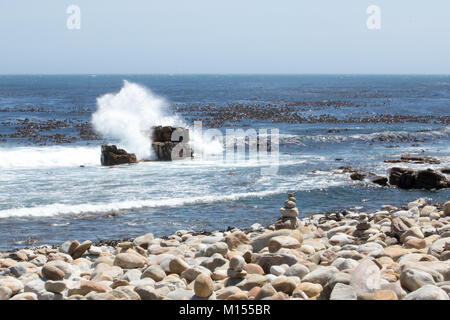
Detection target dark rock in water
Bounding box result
[371,176,388,186]
[415,169,449,189]
[350,172,365,181]
[151,126,193,161]
[440,168,450,174]
[384,154,440,165]
[101,145,137,166]
[388,167,448,190]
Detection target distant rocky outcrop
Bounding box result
[151,126,193,161]
[384,154,440,165]
[101,145,137,166]
[389,167,449,190]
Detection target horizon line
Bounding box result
[0,73,449,76]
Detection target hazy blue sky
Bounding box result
[0,0,449,74]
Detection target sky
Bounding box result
[0,0,449,74]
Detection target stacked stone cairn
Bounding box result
[275,193,302,230]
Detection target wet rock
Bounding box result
[389,167,448,190]
[101,144,137,166]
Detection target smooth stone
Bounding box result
[285,264,310,278]
[169,257,190,275]
[268,236,301,253]
[6,263,28,278]
[380,281,407,299]
[243,264,265,275]
[181,266,211,282]
[133,233,154,249]
[200,254,228,271]
[330,283,357,300]
[254,283,277,300]
[71,240,92,259]
[373,289,398,300]
[404,284,449,300]
[42,260,73,280]
[224,232,250,250]
[302,266,339,286]
[204,242,228,257]
[134,286,165,300]
[122,269,142,282]
[9,292,38,300]
[297,282,322,298]
[45,280,67,293]
[254,253,298,274]
[216,287,243,300]
[350,258,381,295]
[269,265,285,276]
[166,288,195,300]
[141,265,166,282]
[271,276,296,295]
[251,230,293,253]
[24,279,45,295]
[229,256,246,271]
[194,274,214,298]
[428,237,450,258]
[331,257,359,271]
[280,207,299,218]
[400,268,435,291]
[235,274,267,291]
[114,253,147,269]
[0,286,13,300]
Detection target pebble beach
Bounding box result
[1,195,449,301]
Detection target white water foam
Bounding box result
[0,146,100,169]
[0,172,348,218]
[92,80,223,159]
[92,80,182,159]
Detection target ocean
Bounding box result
[0,74,449,250]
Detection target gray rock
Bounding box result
[330,283,357,300]
[166,288,195,300]
[45,280,67,293]
[302,266,339,286]
[331,258,359,271]
[400,268,435,292]
[285,264,310,278]
[200,254,228,271]
[24,279,46,295]
[0,286,12,300]
[204,242,228,257]
[254,253,298,274]
[7,263,28,278]
[142,265,166,282]
[404,285,449,300]
[350,258,381,295]
[122,269,142,282]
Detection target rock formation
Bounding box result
[389,167,449,190]
[100,145,137,166]
[275,193,301,230]
[151,126,193,161]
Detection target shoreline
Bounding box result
[1,195,449,300]
[3,199,447,254]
